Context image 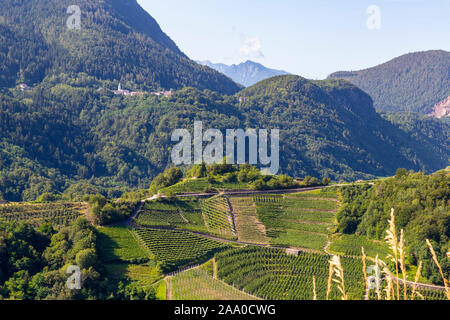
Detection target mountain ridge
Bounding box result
[197,60,290,87]
[328,50,450,113]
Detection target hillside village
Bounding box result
[113,83,173,97]
[17,82,173,98]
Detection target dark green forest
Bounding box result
[0,0,241,94]
[0,217,155,299]
[336,169,449,285]
[329,50,450,113]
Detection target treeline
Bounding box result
[336,169,449,284]
[0,218,155,300]
[86,195,138,226]
[149,163,327,195]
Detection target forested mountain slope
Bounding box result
[1,75,448,201]
[328,50,450,113]
[0,0,241,94]
[237,76,449,179]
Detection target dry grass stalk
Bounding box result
[410,261,423,300]
[313,275,317,300]
[361,247,369,300]
[375,255,382,300]
[326,263,333,300]
[385,208,400,299]
[382,267,394,300]
[426,239,450,299]
[329,255,348,300]
[399,229,408,300]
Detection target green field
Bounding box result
[97,226,150,262]
[279,208,335,223]
[104,263,162,286]
[154,280,167,300]
[272,230,328,251]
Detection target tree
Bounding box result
[187,163,207,178]
[395,168,408,179]
[322,177,331,186]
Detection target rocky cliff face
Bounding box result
[428,96,450,118]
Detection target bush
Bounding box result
[37,192,62,202]
[75,249,97,269]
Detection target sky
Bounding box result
[137,0,450,79]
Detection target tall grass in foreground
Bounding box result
[323,208,449,300]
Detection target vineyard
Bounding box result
[215,246,365,300]
[0,202,87,228]
[229,197,269,244]
[366,285,448,300]
[200,196,236,239]
[252,195,283,203]
[134,199,208,233]
[328,234,391,260]
[167,267,257,300]
[252,193,338,250]
[133,228,231,271]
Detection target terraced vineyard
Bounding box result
[229,197,269,244]
[134,199,208,233]
[253,191,338,250]
[133,228,230,271]
[252,195,283,203]
[216,246,365,300]
[200,196,236,239]
[328,234,391,260]
[0,202,87,228]
[167,267,257,300]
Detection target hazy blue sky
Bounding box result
[137,0,450,79]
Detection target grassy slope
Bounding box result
[160,178,248,194]
[97,226,150,262]
[104,263,161,286]
[97,226,163,287]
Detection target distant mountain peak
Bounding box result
[197,60,290,87]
